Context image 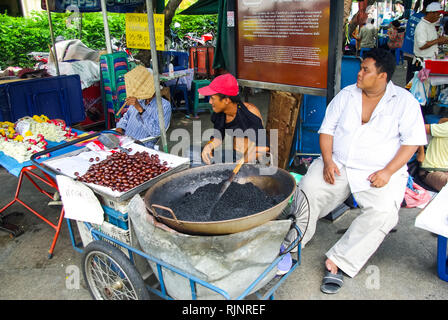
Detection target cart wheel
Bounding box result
[81,240,150,300]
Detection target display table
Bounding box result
[424,73,448,113]
[428,73,448,87]
[160,70,193,114]
[415,185,448,282]
[0,129,85,258]
[0,133,84,177]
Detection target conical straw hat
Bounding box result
[124,65,155,100]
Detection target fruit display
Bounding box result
[0,115,77,163]
[77,150,170,193]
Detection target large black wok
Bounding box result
[144,163,296,235]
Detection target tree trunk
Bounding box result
[347,0,378,38]
[344,0,353,23]
[164,0,184,31]
[134,0,183,67]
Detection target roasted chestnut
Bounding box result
[78,151,170,192]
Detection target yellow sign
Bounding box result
[125,13,165,51]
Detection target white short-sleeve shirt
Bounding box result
[414,18,439,59]
[318,81,427,192]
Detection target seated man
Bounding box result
[417,117,448,191]
[198,73,269,164]
[115,70,171,149]
[289,48,427,294]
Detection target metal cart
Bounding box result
[31,131,303,300]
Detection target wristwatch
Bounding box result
[139,109,145,115]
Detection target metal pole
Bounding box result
[327,0,344,100]
[79,12,83,41]
[45,0,59,76]
[100,0,112,54]
[376,2,379,48]
[145,0,168,153]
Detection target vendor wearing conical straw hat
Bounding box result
[115,66,171,148]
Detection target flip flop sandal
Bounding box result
[320,269,344,294]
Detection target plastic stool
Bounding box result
[192,79,213,116]
[425,114,442,124]
[360,48,372,58]
[169,84,191,114]
[395,48,403,65]
[437,235,448,282]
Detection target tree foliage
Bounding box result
[171,14,217,39]
[0,11,126,69]
[0,9,217,70]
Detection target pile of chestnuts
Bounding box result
[77,151,170,192]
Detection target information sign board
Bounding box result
[125,13,165,51]
[237,0,330,90]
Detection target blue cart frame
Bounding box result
[31,131,302,300]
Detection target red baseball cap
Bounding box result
[198,73,239,96]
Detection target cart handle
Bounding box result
[30,130,120,178]
[151,204,181,224]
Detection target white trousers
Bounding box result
[296,158,408,278]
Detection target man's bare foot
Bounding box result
[325,258,339,274]
[321,258,344,294]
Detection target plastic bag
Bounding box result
[418,68,430,82]
[439,87,448,104]
[404,182,432,208]
[47,60,100,89]
[409,71,427,105]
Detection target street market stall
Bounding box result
[0,0,312,300]
[0,114,81,255]
[20,131,305,300]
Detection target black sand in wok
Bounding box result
[167,182,285,222]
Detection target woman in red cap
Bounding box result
[198,73,269,164]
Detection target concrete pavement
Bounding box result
[1,166,446,300]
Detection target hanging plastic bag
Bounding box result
[409,71,427,105]
[439,87,448,104]
[418,68,430,82]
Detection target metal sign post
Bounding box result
[327,0,344,100]
[45,0,60,76]
[100,0,112,54]
[145,0,168,153]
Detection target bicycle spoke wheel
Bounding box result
[286,188,310,252]
[294,189,310,243]
[82,240,150,300]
